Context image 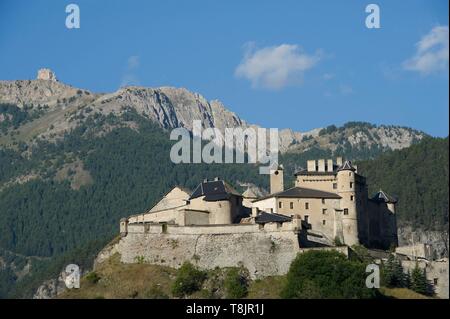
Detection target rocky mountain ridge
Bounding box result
[0,73,426,154]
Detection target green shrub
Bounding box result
[224,268,248,299]
[85,271,100,284]
[281,250,378,299]
[171,262,206,297]
[134,255,145,264]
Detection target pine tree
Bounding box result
[404,270,411,289]
[411,264,429,295]
[382,254,405,287]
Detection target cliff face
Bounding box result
[0,76,426,153]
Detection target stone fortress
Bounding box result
[112,157,397,274]
[102,157,447,298]
[121,157,398,249]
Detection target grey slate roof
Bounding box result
[337,160,356,172]
[255,212,292,224]
[189,179,241,201]
[254,186,341,201]
[371,190,398,204]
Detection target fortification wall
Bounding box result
[109,222,351,279]
[116,223,304,278]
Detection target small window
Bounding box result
[279,201,282,209]
[322,220,326,225]
[305,202,309,210]
[290,202,294,209]
[322,208,327,214]
[434,278,438,285]
[304,215,309,223]
[344,208,349,215]
[350,195,354,201]
[321,198,325,204]
[333,183,337,189]
[350,182,353,188]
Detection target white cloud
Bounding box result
[403,25,449,74]
[121,55,140,87]
[235,44,321,89]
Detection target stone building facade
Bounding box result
[252,158,398,249]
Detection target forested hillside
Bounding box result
[358,137,449,230]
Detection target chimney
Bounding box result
[270,166,284,194]
[214,177,220,181]
[327,159,334,172]
[336,157,343,167]
[318,159,325,172]
[307,160,316,172]
[251,207,259,217]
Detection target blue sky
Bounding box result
[0,0,448,136]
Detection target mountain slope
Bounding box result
[0,78,426,154]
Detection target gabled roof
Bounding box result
[371,190,398,204]
[337,160,356,172]
[189,179,241,201]
[254,186,341,202]
[242,185,268,199]
[149,186,191,213]
[255,212,292,224]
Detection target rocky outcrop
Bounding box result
[0,80,91,109]
[33,275,67,299]
[398,226,449,259]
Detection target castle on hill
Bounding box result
[120,157,398,250]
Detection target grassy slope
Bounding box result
[379,287,430,299]
[60,253,287,299]
[59,254,429,300]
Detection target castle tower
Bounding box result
[270,164,284,194]
[337,160,360,246]
[37,68,57,81]
[372,190,398,247]
[120,218,129,237]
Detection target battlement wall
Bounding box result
[115,223,300,278]
[126,220,300,235]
